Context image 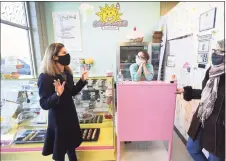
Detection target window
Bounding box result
[1,2,35,79]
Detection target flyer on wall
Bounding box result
[52,12,83,51]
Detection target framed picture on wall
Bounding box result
[197,53,208,64]
[198,40,210,52]
[166,55,175,67]
[198,34,212,41]
[199,8,217,32]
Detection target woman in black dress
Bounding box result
[177,39,225,161]
[38,43,88,161]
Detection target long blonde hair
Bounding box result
[40,43,73,76]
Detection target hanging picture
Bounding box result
[166,55,175,67]
[198,34,212,41]
[198,40,210,52]
[197,53,208,64]
[52,12,82,51]
[199,8,217,32]
[93,3,128,30]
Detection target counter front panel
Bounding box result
[116,81,177,161]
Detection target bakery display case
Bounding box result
[1,76,116,161]
[74,76,116,161]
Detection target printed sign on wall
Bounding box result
[52,12,82,51]
[93,3,128,30]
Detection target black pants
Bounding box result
[55,147,77,161]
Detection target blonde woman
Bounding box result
[38,43,88,161]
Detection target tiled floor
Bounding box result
[119,131,193,161]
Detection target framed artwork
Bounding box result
[199,8,217,32]
[166,55,175,67]
[197,53,208,64]
[198,34,212,41]
[198,40,210,52]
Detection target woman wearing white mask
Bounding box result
[129,51,154,81]
[177,39,225,161]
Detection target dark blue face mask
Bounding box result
[211,52,224,65]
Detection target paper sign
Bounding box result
[53,12,83,51]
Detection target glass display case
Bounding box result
[73,76,115,150]
[1,76,116,161]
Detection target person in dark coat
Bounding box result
[38,43,88,161]
[177,39,225,161]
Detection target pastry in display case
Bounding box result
[17,112,38,125]
[81,128,100,141]
[14,129,46,144]
[78,111,95,121]
[79,115,103,124]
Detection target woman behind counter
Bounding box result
[177,39,225,161]
[130,51,154,81]
[38,43,88,161]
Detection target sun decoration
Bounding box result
[96,4,123,23]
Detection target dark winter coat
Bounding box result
[38,71,87,160]
[183,67,225,158]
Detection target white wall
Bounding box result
[164,2,225,85]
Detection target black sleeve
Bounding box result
[38,73,60,110]
[183,67,210,101]
[72,78,87,96]
[183,86,202,101]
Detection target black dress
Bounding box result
[183,67,225,158]
[38,71,87,160]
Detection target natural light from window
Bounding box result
[1,2,34,79]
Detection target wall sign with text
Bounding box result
[93,3,128,30]
[52,12,82,51]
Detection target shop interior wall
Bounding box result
[162,1,225,157]
[160,1,179,16]
[43,2,160,77]
[164,2,225,85]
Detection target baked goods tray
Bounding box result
[14,129,46,144]
[81,128,100,142]
[79,115,103,124]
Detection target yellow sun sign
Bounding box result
[93,3,128,30]
[96,4,122,23]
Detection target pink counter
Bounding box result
[116,81,177,161]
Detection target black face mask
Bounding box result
[56,54,70,66]
[211,52,224,65]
